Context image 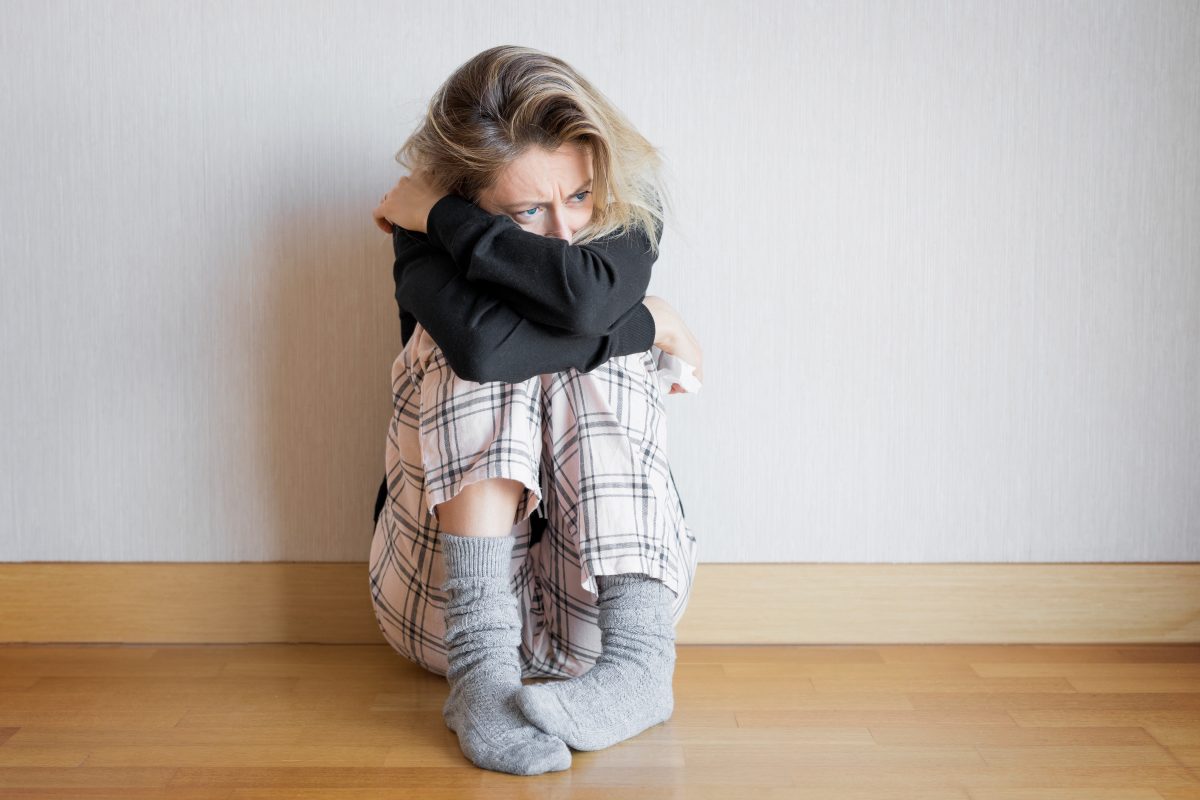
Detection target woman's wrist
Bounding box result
[422,193,455,235]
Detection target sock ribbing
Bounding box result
[436,531,570,775]
[440,531,514,579]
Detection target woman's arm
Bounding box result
[424,193,662,337]
[393,227,656,384]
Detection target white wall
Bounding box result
[1,0,1197,562]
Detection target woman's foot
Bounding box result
[516,572,676,750]
[442,672,570,775]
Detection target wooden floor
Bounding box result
[0,643,1197,798]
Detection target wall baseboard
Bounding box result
[1,563,1197,645]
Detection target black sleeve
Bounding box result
[424,193,663,337]
[392,227,657,384]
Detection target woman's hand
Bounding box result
[642,295,704,394]
[373,169,448,234]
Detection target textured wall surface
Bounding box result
[1,0,1197,562]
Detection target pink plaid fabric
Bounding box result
[369,322,698,680]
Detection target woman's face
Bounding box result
[476,141,594,240]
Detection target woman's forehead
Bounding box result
[487,142,592,204]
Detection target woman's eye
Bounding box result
[514,192,589,221]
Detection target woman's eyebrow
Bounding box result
[504,180,593,211]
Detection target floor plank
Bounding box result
[0,644,1194,797]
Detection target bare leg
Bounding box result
[433,477,526,537]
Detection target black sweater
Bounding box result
[373,192,662,528]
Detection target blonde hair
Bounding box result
[394,45,672,254]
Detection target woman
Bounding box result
[369,45,704,776]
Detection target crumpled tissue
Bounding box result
[650,346,702,394]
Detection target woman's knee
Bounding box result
[431,477,529,536]
[547,351,661,416]
[540,350,665,457]
[414,340,545,530]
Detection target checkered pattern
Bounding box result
[369,323,699,680]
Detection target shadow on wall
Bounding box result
[247,163,399,639]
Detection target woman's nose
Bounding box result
[549,217,573,240]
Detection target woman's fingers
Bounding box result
[372,202,393,233]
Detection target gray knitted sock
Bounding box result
[438,531,571,775]
[515,572,676,750]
